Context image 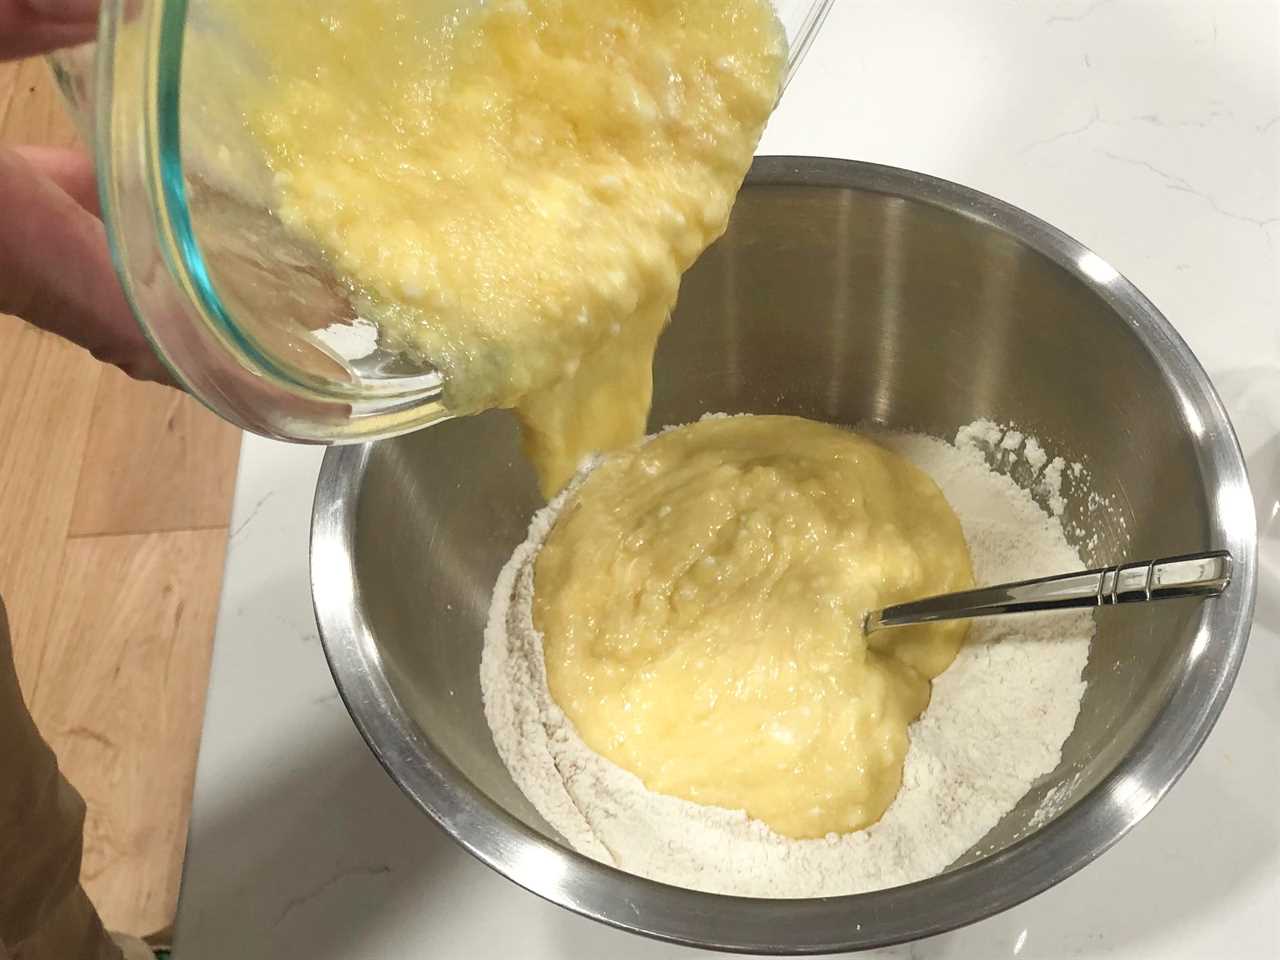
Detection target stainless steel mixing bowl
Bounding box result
[310,157,1256,953]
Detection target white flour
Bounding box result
[480,420,1093,897]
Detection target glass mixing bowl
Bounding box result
[47,0,833,443]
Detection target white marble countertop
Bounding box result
[172,1,1280,957]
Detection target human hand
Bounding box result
[1,0,173,384]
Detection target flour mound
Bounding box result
[480,422,1093,897]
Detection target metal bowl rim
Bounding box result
[310,156,1257,954]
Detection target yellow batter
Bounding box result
[535,417,975,839]
[224,0,786,494]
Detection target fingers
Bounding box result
[0,1,99,61]
[24,0,99,15]
[12,145,98,213]
[0,145,173,384]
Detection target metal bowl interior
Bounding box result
[311,158,1256,954]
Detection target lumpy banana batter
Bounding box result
[535,416,975,839]
[225,0,785,494]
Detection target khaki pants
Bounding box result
[0,595,120,960]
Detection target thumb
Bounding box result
[0,0,98,59]
[23,0,99,20]
[0,146,172,384]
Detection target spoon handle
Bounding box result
[864,550,1233,634]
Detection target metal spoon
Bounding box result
[863,550,1233,635]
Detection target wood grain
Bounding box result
[1,58,241,938]
[70,368,242,537]
[0,57,77,145]
[0,315,102,687]
[30,529,228,934]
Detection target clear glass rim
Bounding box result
[150,0,446,404]
[782,0,834,90]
